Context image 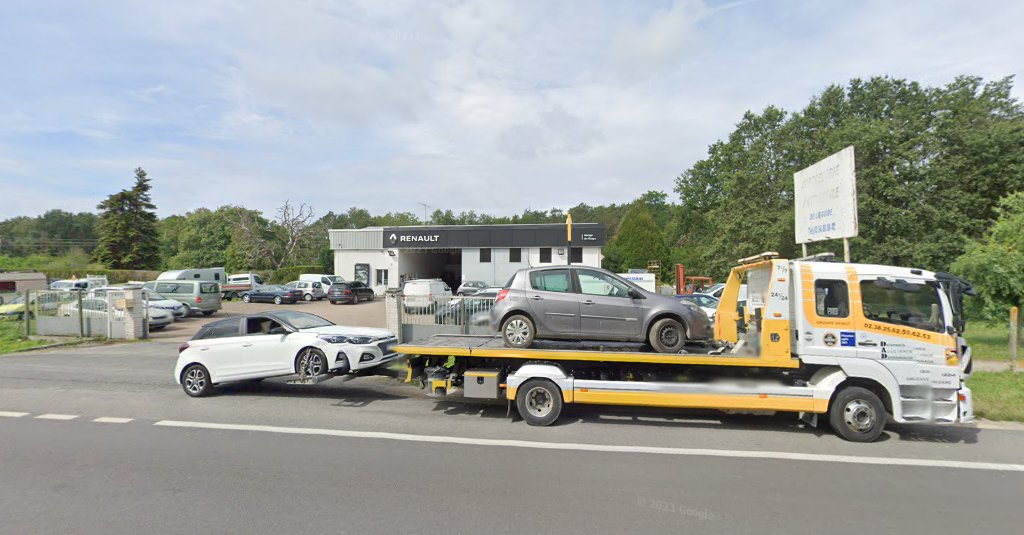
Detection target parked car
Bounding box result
[286,280,326,301]
[143,289,189,320]
[49,275,107,291]
[434,287,501,324]
[57,296,173,330]
[402,279,452,314]
[456,280,488,296]
[702,282,747,302]
[0,295,59,320]
[174,311,399,397]
[300,274,345,289]
[143,280,222,316]
[222,273,266,300]
[327,281,375,304]
[677,293,719,322]
[489,266,713,353]
[241,285,303,304]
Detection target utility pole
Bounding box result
[418,202,431,224]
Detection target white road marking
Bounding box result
[93,417,134,424]
[0,411,29,418]
[35,414,78,420]
[154,420,1024,473]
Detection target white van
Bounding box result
[300,274,344,289]
[402,279,452,314]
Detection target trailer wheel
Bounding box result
[829,386,886,442]
[502,314,535,348]
[516,379,562,426]
[649,318,686,353]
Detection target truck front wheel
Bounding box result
[516,379,562,426]
[829,386,887,442]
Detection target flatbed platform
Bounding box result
[395,335,800,368]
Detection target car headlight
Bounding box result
[319,334,375,345]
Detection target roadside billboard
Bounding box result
[793,146,858,244]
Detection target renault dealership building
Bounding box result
[329,224,606,293]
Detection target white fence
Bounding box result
[27,289,147,339]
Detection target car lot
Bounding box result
[146,297,386,342]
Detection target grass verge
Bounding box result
[0,319,50,354]
[967,371,1024,422]
[964,320,1020,361]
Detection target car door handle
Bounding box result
[200,347,209,351]
[582,300,595,305]
[529,295,544,301]
[858,341,877,347]
[242,343,253,348]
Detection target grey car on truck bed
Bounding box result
[489,266,712,353]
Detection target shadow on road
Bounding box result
[215,378,408,408]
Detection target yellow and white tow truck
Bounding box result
[396,253,976,442]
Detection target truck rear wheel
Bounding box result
[649,318,686,353]
[516,379,562,426]
[829,386,886,442]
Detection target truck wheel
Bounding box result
[502,314,535,348]
[829,386,887,442]
[649,318,686,353]
[181,364,214,397]
[516,379,562,426]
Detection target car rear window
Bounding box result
[197,320,239,339]
[530,270,571,293]
[200,283,219,294]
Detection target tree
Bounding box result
[603,202,671,281]
[230,201,315,270]
[93,168,161,269]
[951,192,1024,319]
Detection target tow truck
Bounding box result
[395,253,976,442]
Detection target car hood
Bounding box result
[298,325,394,339]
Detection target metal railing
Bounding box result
[396,294,498,341]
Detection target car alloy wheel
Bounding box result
[304,293,313,302]
[274,296,283,305]
[184,368,206,395]
[242,294,251,303]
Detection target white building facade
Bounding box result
[330,224,606,294]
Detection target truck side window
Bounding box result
[860,281,943,332]
[814,280,849,318]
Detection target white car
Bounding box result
[57,296,173,330]
[285,280,326,301]
[174,310,399,397]
[144,289,188,319]
[402,279,452,314]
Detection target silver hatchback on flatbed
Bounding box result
[489,266,712,353]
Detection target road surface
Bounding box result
[1,343,1022,534]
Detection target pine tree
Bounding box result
[94,168,161,269]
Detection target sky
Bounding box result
[0,0,1021,220]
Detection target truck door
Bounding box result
[524,269,580,337]
[854,276,949,366]
[574,268,643,339]
[796,264,857,359]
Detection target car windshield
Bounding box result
[273,311,334,330]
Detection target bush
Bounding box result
[269,265,326,284]
[951,192,1024,320]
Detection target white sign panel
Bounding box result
[619,273,656,292]
[793,146,858,244]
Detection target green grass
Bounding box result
[968,371,1024,421]
[964,319,1022,361]
[0,319,50,354]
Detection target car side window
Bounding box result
[576,269,630,298]
[529,270,572,293]
[245,317,284,336]
[201,320,241,339]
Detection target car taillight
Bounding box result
[178,342,189,354]
[344,289,352,294]
[195,297,202,303]
[496,289,509,302]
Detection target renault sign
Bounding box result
[794,146,858,244]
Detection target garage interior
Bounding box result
[397,249,462,290]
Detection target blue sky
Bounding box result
[1,0,1021,219]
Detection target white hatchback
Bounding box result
[173,310,399,397]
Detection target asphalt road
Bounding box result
[2,343,1023,534]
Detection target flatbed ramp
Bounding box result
[395,334,800,368]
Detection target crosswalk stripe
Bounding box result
[0,411,29,418]
[93,417,134,424]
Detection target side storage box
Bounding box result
[464,368,503,399]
